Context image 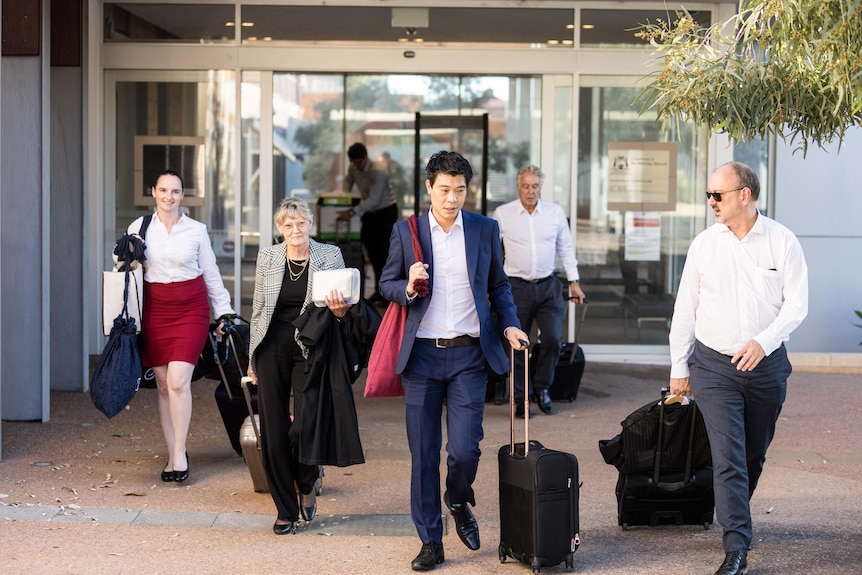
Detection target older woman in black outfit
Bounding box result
[247,198,375,535]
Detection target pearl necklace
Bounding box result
[287,258,308,282]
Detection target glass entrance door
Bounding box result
[575,81,709,348]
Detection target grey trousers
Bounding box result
[690,340,791,552]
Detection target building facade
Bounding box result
[1,1,860,457]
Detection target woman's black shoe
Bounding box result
[173,453,189,482]
[272,520,296,535]
[161,465,174,482]
[299,490,317,522]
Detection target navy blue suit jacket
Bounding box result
[378,210,520,376]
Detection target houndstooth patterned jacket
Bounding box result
[248,239,345,372]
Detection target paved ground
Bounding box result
[1,362,860,575]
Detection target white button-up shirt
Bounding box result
[127,213,234,318]
[669,213,808,378]
[492,199,580,282]
[416,210,481,339]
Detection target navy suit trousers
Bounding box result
[402,339,487,544]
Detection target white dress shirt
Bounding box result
[128,213,235,318]
[669,213,808,378]
[416,210,481,339]
[492,199,580,282]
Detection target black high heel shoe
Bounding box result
[272,519,296,535]
[299,490,317,522]
[173,453,189,483]
[161,464,174,482]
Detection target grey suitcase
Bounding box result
[240,376,269,493]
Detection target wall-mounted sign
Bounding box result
[607,142,678,212]
[624,211,662,261]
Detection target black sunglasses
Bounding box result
[705,187,745,202]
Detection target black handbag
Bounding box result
[91,269,143,418]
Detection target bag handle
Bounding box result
[406,215,429,297]
[508,340,530,456]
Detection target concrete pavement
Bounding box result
[1,362,860,575]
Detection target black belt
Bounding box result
[509,275,554,284]
[419,335,479,348]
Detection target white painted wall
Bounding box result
[773,127,862,353]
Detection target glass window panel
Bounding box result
[576,85,708,345]
[109,73,237,313]
[104,4,235,43]
[553,85,574,213]
[272,73,542,224]
[580,9,711,47]
[733,138,770,213]
[242,6,573,47]
[241,71,261,319]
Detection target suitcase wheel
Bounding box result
[703,521,710,530]
[621,522,630,531]
[498,544,507,564]
[566,553,574,571]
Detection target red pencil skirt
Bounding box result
[141,276,209,368]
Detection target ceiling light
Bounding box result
[562,39,574,45]
[566,24,575,30]
[241,22,255,28]
[547,39,560,45]
[225,21,235,27]
[582,24,595,30]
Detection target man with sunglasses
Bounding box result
[669,161,808,575]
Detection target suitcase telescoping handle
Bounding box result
[508,340,530,457]
[240,376,262,447]
[563,299,589,365]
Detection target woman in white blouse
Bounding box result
[126,169,235,483]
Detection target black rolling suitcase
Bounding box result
[532,300,587,403]
[600,389,714,530]
[208,318,259,455]
[498,344,580,574]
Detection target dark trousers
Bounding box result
[360,203,398,296]
[510,276,565,402]
[254,329,319,521]
[690,340,791,552]
[401,339,487,544]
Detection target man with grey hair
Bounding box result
[493,165,586,418]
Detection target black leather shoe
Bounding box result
[299,490,317,522]
[515,402,532,419]
[173,453,189,483]
[443,491,480,550]
[411,541,444,571]
[161,464,174,482]
[533,389,555,415]
[715,550,748,575]
[272,519,296,535]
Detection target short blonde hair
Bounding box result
[274,197,314,227]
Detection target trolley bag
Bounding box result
[606,389,714,530]
[542,300,588,402]
[239,376,269,493]
[210,319,258,455]
[498,343,580,574]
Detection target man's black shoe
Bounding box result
[533,389,555,415]
[715,550,748,575]
[443,491,480,550]
[411,541,444,571]
[515,402,532,419]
